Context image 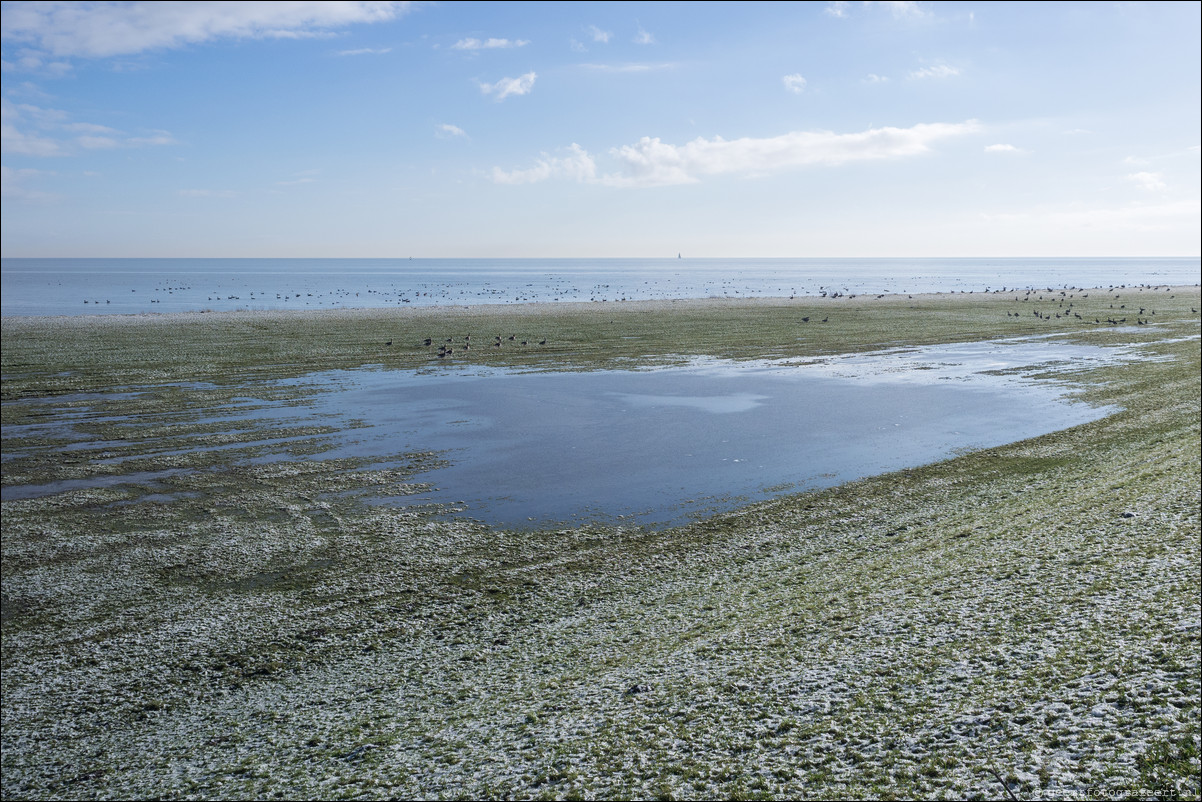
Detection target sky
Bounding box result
[1,0,1199,258]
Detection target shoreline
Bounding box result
[5,285,1198,400]
[4,283,1199,329]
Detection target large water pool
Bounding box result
[275,335,1134,528]
[3,334,1152,529]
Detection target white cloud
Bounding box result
[2,103,65,156]
[452,37,529,51]
[634,26,655,45]
[1127,171,1167,192]
[478,72,536,101]
[587,25,611,43]
[829,2,929,19]
[984,143,1022,153]
[1,165,56,201]
[863,73,890,84]
[65,121,120,135]
[492,143,596,185]
[1,99,174,155]
[258,29,337,41]
[2,99,66,155]
[337,47,392,56]
[11,102,70,126]
[1,48,73,76]
[437,123,467,139]
[782,74,807,94]
[876,1,929,19]
[493,120,981,188]
[0,1,410,59]
[2,81,56,101]
[604,121,980,187]
[909,64,960,79]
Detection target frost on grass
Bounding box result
[2,291,1200,800]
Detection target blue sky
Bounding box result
[2,1,1199,257]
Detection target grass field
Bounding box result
[2,285,1199,800]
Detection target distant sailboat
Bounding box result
[678,252,682,259]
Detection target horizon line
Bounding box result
[4,255,1199,261]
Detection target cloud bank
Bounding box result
[452,37,529,51]
[1,165,55,201]
[491,143,596,185]
[337,47,391,56]
[827,2,929,20]
[1,98,174,156]
[1,1,410,59]
[493,121,981,187]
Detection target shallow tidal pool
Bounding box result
[263,334,1136,528]
[3,334,1152,529]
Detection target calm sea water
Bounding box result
[2,257,1197,316]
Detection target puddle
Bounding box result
[1,469,193,501]
[2,336,1152,527]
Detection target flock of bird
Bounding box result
[379,333,551,358]
[376,284,1195,359]
[1000,284,1189,326]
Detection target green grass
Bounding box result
[3,285,1195,396]
[2,286,1199,800]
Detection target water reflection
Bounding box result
[1,336,1146,526]
[293,336,1131,529]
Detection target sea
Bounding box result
[2,257,1198,316]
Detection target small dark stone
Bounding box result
[1121,511,1136,518]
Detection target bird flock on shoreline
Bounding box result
[372,283,1196,359]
